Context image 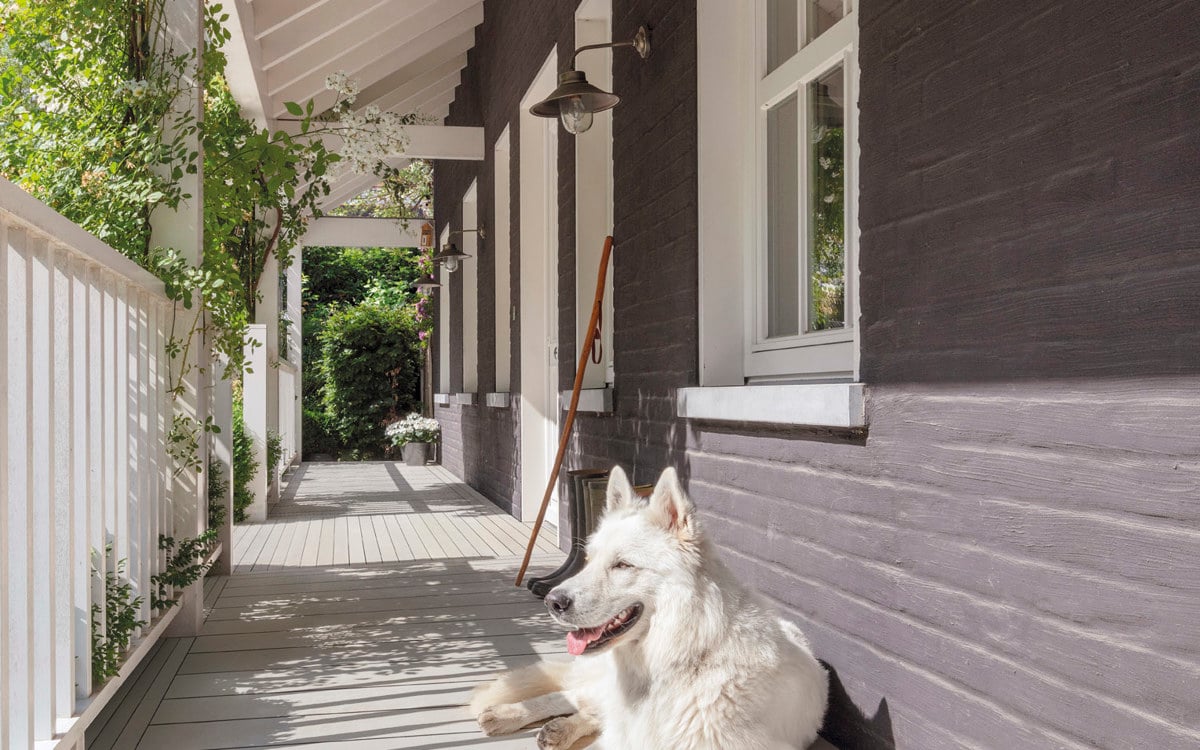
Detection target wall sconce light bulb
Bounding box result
[560,96,594,134]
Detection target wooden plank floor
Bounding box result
[88,462,566,749]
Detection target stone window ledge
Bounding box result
[676,383,865,428]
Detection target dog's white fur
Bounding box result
[472,466,828,749]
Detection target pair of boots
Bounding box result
[527,468,610,599]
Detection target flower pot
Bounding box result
[402,441,433,466]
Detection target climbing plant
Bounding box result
[90,552,145,683]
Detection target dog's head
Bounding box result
[545,465,702,656]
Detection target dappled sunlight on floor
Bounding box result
[87,463,565,749]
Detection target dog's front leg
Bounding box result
[536,707,601,750]
[477,691,576,736]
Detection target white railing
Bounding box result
[0,178,180,749]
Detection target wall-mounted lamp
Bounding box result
[433,228,485,273]
[414,273,441,293]
[530,25,651,134]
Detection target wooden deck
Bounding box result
[87,463,566,749]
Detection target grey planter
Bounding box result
[402,442,433,466]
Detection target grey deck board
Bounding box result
[89,462,566,749]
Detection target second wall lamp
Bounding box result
[433,227,486,273]
[530,25,651,135]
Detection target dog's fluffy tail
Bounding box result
[468,660,571,718]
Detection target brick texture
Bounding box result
[433,1,1200,748]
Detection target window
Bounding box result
[437,225,451,394]
[750,0,857,380]
[461,181,479,393]
[574,0,615,391]
[696,0,859,388]
[493,127,512,393]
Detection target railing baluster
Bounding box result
[124,283,142,633]
[89,268,107,686]
[140,292,156,619]
[53,247,75,732]
[30,235,55,740]
[71,257,91,705]
[5,223,34,748]
[114,282,130,590]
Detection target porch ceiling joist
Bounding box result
[303,216,426,248]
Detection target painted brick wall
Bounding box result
[434,0,1200,747]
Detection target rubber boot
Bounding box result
[528,468,609,598]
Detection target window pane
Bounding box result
[808,65,846,332]
[767,0,798,73]
[767,92,800,339]
[807,0,845,43]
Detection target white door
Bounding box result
[519,50,561,537]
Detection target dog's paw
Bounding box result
[536,717,573,750]
[477,704,528,736]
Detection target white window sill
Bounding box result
[485,392,511,408]
[559,387,614,414]
[676,383,865,428]
[433,393,451,405]
[453,392,475,406]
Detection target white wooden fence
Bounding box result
[0,178,183,749]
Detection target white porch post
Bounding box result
[243,325,270,523]
[157,0,207,638]
[255,254,281,496]
[287,242,303,464]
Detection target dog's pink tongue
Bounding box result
[566,628,600,656]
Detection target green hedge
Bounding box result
[319,303,421,458]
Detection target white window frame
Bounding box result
[747,0,859,381]
[692,0,862,425]
[437,225,451,395]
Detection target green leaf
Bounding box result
[284,101,303,117]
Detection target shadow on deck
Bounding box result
[87,463,564,749]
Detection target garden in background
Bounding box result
[301,168,434,461]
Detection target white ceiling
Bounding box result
[222,0,485,207]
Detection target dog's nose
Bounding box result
[545,590,573,615]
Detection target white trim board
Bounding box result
[485,392,510,408]
[676,383,865,428]
[433,393,451,405]
[453,393,475,406]
[560,387,613,414]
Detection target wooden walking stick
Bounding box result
[515,235,614,587]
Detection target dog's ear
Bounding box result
[647,467,696,540]
[606,465,635,513]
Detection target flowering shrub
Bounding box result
[387,414,440,447]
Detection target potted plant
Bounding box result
[387,413,440,466]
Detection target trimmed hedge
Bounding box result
[318,303,421,458]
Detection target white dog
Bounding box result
[472,466,828,749]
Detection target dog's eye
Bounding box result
[612,560,634,570]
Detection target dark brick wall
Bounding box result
[434,0,1200,747]
[858,0,1200,382]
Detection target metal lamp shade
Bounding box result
[432,242,471,273]
[529,70,620,119]
[414,274,441,292]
